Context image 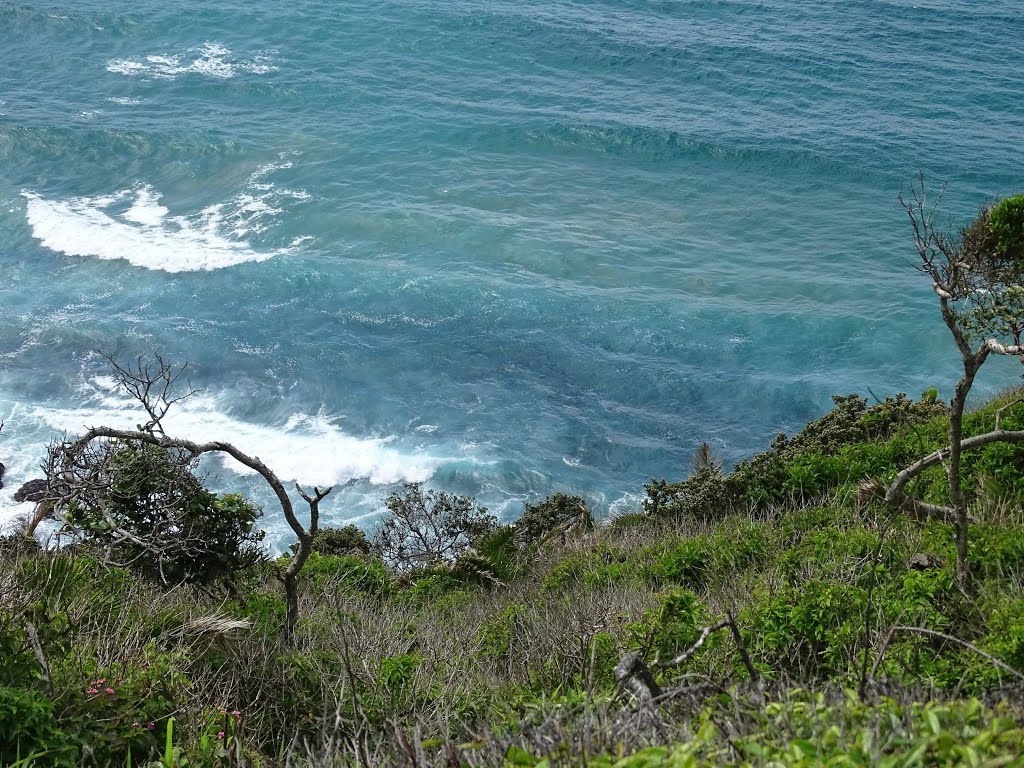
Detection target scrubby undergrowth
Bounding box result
[3,391,1024,766]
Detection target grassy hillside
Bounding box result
[2,391,1024,766]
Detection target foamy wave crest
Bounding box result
[22,159,310,272]
[106,42,276,80]
[35,379,441,489]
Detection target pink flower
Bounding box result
[104,687,115,695]
[217,731,225,740]
[86,687,99,696]
[231,710,241,721]
[147,722,156,731]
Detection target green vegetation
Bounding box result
[3,390,1024,766]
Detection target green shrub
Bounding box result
[397,573,465,605]
[627,589,705,663]
[644,469,731,520]
[469,525,521,583]
[655,536,714,589]
[516,493,593,545]
[239,592,287,634]
[299,552,390,596]
[53,645,183,766]
[0,687,75,767]
[307,525,372,556]
[988,193,1024,258]
[540,548,641,591]
[65,442,265,587]
[478,604,524,662]
[751,580,868,679]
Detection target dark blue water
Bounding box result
[2,0,1023,540]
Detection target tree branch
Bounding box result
[884,427,1024,521]
[888,626,1024,684]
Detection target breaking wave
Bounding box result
[106,42,277,80]
[22,158,310,272]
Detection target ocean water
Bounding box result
[2,0,1023,543]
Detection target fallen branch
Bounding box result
[659,619,728,668]
[887,626,1024,684]
[615,613,761,707]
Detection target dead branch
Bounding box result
[888,626,1024,684]
[614,652,662,703]
[884,427,1024,523]
[24,621,53,696]
[615,614,760,708]
[659,619,729,668]
[102,352,198,435]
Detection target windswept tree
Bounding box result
[373,482,497,572]
[58,438,265,588]
[36,354,331,645]
[884,180,1024,588]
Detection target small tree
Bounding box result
[373,482,497,572]
[38,354,331,645]
[515,492,593,546]
[61,439,264,587]
[886,179,1024,588]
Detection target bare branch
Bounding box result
[983,338,1024,357]
[885,427,1024,518]
[887,626,1024,684]
[659,619,729,668]
[614,651,662,703]
[102,352,199,434]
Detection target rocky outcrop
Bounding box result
[14,478,48,503]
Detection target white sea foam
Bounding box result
[106,42,277,81]
[22,157,311,272]
[107,96,142,106]
[0,379,441,531]
[39,403,440,489]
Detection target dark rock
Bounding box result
[14,479,48,504]
[0,461,5,489]
[908,553,936,571]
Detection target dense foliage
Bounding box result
[63,441,265,587]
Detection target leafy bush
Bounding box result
[478,604,524,662]
[751,580,868,679]
[644,469,731,520]
[626,589,705,663]
[304,525,372,556]
[65,442,265,587]
[515,493,593,545]
[52,646,184,767]
[655,536,714,588]
[0,687,75,767]
[988,193,1024,258]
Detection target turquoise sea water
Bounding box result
[2,0,1023,541]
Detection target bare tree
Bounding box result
[885,178,1024,588]
[38,354,331,645]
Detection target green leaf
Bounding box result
[505,745,538,767]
